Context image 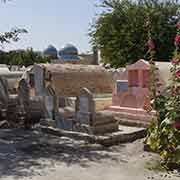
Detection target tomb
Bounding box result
[21,64,114,130]
[110,59,171,123]
[75,88,118,134]
[0,76,55,128]
[30,63,113,97]
[75,88,95,126]
[0,65,23,93]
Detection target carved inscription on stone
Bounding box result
[116,80,128,93]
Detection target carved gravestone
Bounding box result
[34,64,45,96]
[44,84,58,120]
[18,79,30,111]
[17,79,30,126]
[75,88,95,126]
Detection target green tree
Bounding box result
[90,0,180,67]
[0,0,27,46]
[1,48,50,66]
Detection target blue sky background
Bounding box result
[0,0,101,53]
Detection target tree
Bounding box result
[90,0,180,67]
[0,48,50,66]
[0,1,49,66]
[0,0,27,46]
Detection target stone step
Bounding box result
[115,117,150,128]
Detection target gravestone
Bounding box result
[17,79,30,126]
[18,79,30,111]
[34,64,45,96]
[0,77,9,108]
[44,84,58,120]
[11,65,19,71]
[75,88,95,126]
[0,77,9,120]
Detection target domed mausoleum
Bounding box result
[58,44,79,60]
[43,45,57,59]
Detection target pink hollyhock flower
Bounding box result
[172,121,180,128]
[175,35,180,44]
[177,20,180,27]
[147,38,155,49]
[171,58,180,65]
[171,87,177,96]
[176,69,180,77]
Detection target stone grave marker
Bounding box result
[18,79,30,111]
[11,65,19,71]
[0,77,9,108]
[17,79,30,126]
[34,64,45,96]
[44,84,58,120]
[75,88,95,126]
[0,77,9,120]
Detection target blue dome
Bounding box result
[43,45,57,58]
[58,44,79,60]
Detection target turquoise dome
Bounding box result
[58,44,79,60]
[43,45,57,58]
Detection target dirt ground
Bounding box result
[0,129,179,180]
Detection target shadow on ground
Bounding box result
[0,128,127,179]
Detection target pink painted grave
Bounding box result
[109,59,171,123]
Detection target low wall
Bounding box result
[94,97,112,111]
[42,64,114,97]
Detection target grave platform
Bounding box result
[41,124,146,147]
[107,107,156,126]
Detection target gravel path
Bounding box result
[0,129,179,180]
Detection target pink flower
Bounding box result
[176,69,180,77]
[177,20,180,27]
[147,38,155,49]
[171,87,177,96]
[172,121,180,128]
[171,58,180,65]
[175,35,180,44]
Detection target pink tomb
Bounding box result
[109,59,170,123]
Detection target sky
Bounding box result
[0,0,100,53]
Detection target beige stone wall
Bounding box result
[41,64,113,97]
[52,73,113,96]
[94,98,112,111]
